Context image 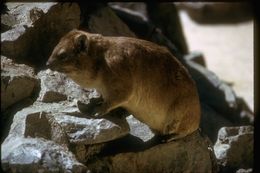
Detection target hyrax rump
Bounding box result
[47,29,201,139]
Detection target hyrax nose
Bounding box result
[46,57,56,68]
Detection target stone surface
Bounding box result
[6,101,129,145]
[146,3,189,55]
[1,136,87,173]
[126,115,155,142]
[2,100,130,171]
[88,130,216,173]
[1,3,80,67]
[1,56,39,111]
[214,126,253,171]
[109,2,189,55]
[184,51,207,67]
[6,101,75,147]
[71,143,105,164]
[236,168,253,173]
[37,69,100,103]
[110,3,183,60]
[53,113,129,145]
[186,59,253,125]
[109,2,148,20]
[186,59,237,111]
[85,6,136,37]
[200,103,233,143]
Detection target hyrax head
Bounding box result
[47,30,90,73]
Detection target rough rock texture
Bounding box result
[214,126,253,172]
[110,2,190,56]
[5,101,77,146]
[146,2,189,55]
[186,59,253,125]
[187,59,237,114]
[1,137,87,173]
[109,2,148,19]
[86,6,136,37]
[53,113,129,145]
[37,69,100,103]
[126,115,155,142]
[1,56,39,111]
[88,130,216,173]
[6,101,129,145]
[71,143,105,164]
[200,103,233,142]
[184,51,207,67]
[1,3,80,68]
[1,101,130,172]
[109,3,183,59]
[236,168,253,173]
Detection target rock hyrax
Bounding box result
[47,29,201,139]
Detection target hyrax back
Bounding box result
[47,29,201,139]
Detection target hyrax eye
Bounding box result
[57,49,67,60]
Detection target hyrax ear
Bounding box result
[74,34,87,53]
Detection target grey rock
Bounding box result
[186,59,237,110]
[110,3,188,56]
[110,3,183,60]
[1,3,54,31]
[1,136,87,173]
[236,97,254,124]
[109,2,148,21]
[186,59,253,125]
[1,56,39,111]
[1,3,80,67]
[71,143,105,163]
[214,126,253,170]
[53,113,129,145]
[90,130,216,173]
[236,168,253,173]
[7,101,129,145]
[184,51,207,67]
[2,100,130,171]
[87,6,136,37]
[200,103,233,143]
[37,69,100,103]
[146,3,189,55]
[126,115,155,142]
[7,101,75,146]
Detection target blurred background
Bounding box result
[176,2,254,111]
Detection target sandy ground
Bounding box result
[179,11,254,111]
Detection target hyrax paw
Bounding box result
[93,112,104,117]
[91,103,109,117]
[77,98,108,116]
[92,109,107,117]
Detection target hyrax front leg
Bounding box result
[77,96,103,115]
[92,101,113,117]
[92,86,131,117]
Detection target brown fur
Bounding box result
[47,29,201,138]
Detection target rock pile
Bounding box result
[1,2,254,173]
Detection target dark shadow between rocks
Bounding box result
[96,134,162,157]
[1,98,34,143]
